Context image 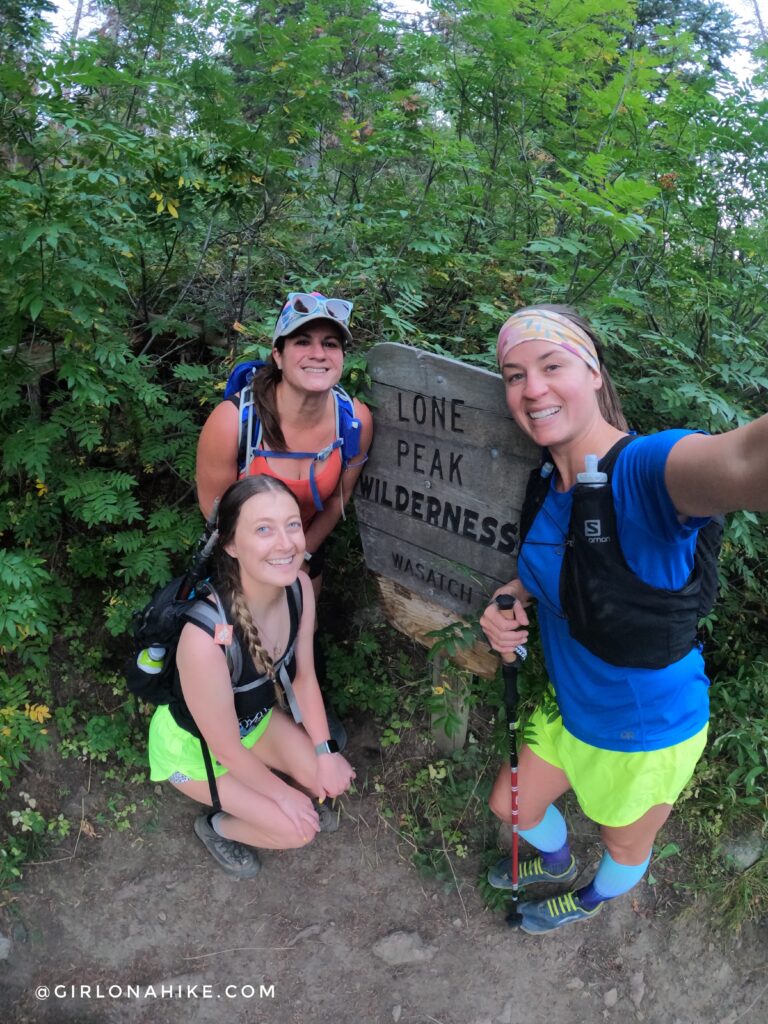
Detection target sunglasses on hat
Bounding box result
[273,291,354,344]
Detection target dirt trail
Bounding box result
[2,722,766,1024]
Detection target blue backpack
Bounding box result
[224,361,364,513]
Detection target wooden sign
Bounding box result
[356,343,538,676]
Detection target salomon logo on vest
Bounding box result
[584,520,609,543]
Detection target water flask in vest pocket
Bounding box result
[136,645,166,676]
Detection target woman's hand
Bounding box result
[275,788,321,842]
[315,752,356,800]
[479,582,530,656]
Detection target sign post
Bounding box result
[356,343,538,750]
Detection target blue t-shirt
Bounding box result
[518,430,711,753]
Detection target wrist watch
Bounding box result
[315,739,340,755]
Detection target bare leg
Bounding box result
[489,744,571,829]
[169,711,323,850]
[600,802,673,864]
[251,708,319,790]
[171,773,313,850]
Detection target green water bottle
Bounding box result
[136,645,166,675]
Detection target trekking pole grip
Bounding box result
[494,594,527,708]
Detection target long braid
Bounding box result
[216,552,287,709]
[229,582,274,678]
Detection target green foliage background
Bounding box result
[1,0,766,893]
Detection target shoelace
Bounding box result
[545,891,581,918]
[519,856,546,879]
[213,835,251,865]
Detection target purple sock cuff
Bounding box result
[541,841,571,867]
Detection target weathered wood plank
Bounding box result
[373,575,500,677]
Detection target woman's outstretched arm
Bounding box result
[665,413,768,518]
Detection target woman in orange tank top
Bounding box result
[197,291,372,584]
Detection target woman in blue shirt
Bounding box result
[480,305,768,934]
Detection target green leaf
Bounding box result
[654,842,681,862]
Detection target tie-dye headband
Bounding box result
[497,309,600,373]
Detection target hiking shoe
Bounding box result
[519,892,602,935]
[313,799,340,834]
[487,854,578,890]
[194,814,261,879]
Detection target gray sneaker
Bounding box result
[488,854,577,890]
[313,799,340,834]
[194,814,261,878]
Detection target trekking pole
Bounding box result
[494,594,527,928]
[178,499,220,600]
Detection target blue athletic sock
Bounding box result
[519,804,570,866]
[577,850,651,910]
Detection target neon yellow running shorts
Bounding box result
[525,705,708,828]
[147,703,272,782]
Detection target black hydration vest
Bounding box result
[519,435,723,670]
[170,578,304,734]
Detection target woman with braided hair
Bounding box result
[147,475,355,877]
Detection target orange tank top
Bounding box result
[244,448,343,530]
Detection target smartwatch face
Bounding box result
[326,739,340,754]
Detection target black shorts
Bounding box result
[307,541,326,580]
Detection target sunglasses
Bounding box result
[285,292,353,324]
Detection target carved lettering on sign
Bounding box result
[397,393,465,433]
[395,441,463,485]
[358,475,517,554]
[390,552,475,605]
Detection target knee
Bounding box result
[489,786,511,823]
[280,831,317,851]
[602,835,652,865]
[517,808,545,832]
[489,778,546,829]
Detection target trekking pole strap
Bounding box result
[200,740,222,814]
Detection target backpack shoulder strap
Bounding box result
[285,577,303,639]
[519,450,554,547]
[225,361,266,476]
[565,435,640,558]
[597,433,639,477]
[272,578,305,724]
[518,434,639,549]
[185,588,243,684]
[332,384,363,467]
